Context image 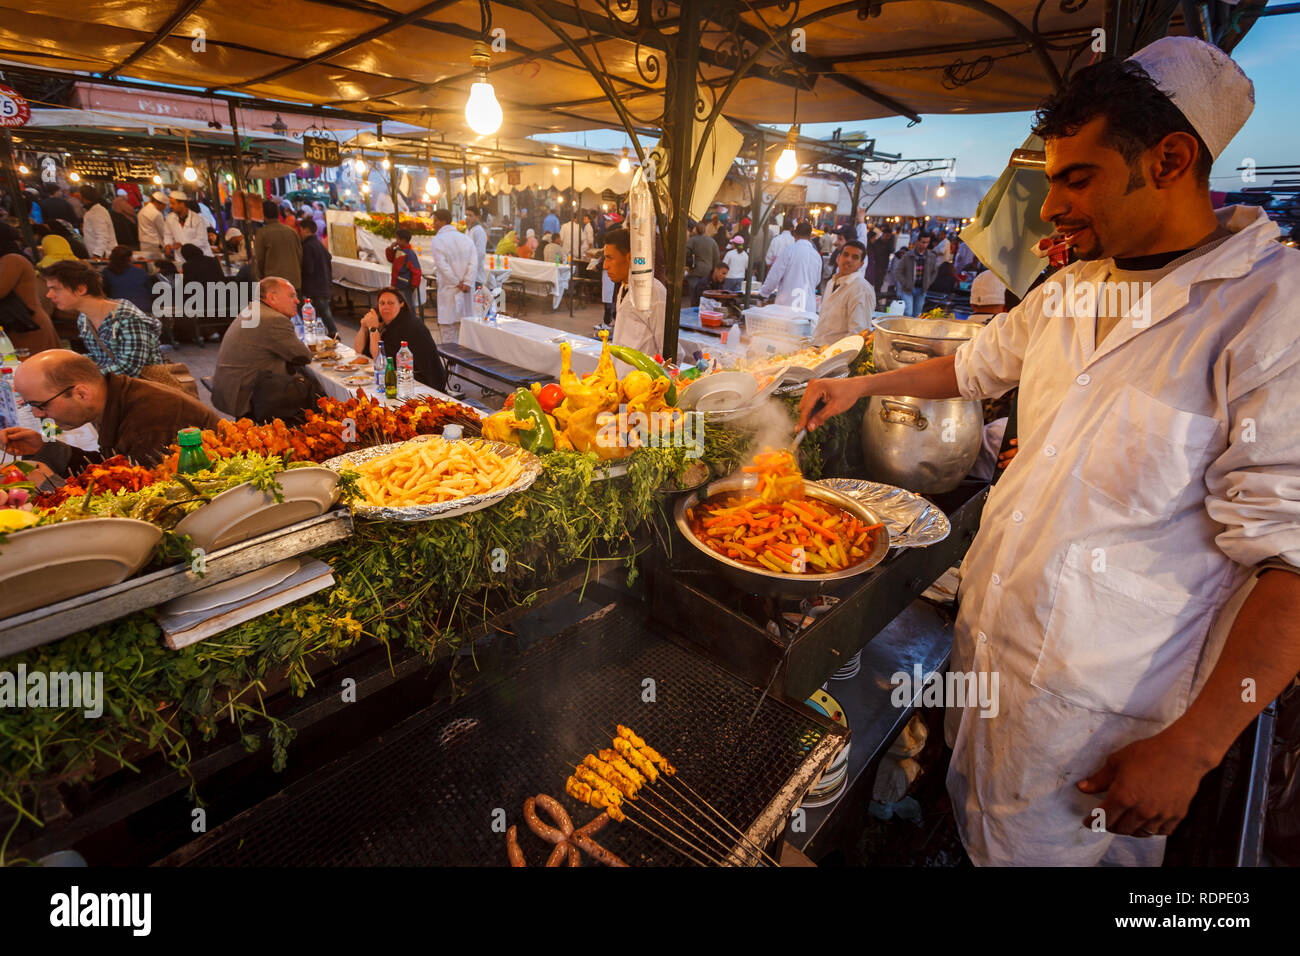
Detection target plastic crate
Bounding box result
[743,304,818,339]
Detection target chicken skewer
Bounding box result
[608,725,780,867]
[565,774,720,867]
[578,753,743,863]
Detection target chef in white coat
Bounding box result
[78,185,116,258]
[813,240,874,346]
[760,221,822,312]
[466,206,492,292]
[137,191,168,261]
[799,37,1300,866]
[163,190,213,265]
[603,226,672,360]
[764,216,795,270]
[430,207,476,344]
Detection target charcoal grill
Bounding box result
[157,601,845,867]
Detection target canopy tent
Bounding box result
[860,175,997,219]
[3,0,1153,137]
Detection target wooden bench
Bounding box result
[334,278,378,316]
[438,342,552,399]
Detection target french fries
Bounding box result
[355,437,524,507]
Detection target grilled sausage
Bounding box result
[534,793,574,835]
[571,833,629,868]
[575,810,610,837]
[567,844,582,867]
[545,842,568,867]
[523,797,566,845]
[506,825,525,867]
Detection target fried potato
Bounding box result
[354,437,525,507]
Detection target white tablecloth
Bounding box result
[487,257,570,309]
[331,256,427,305]
[457,316,728,378]
[304,343,455,405]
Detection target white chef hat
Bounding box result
[1127,36,1254,161]
[170,189,189,201]
[970,269,1008,307]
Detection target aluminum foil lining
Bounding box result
[323,434,543,522]
[815,478,950,549]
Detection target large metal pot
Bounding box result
[873,317,975,371]
[674,474,891,597]
[861,394,983,494]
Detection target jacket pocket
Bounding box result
[1030,542,1216,724]
[1071,384,1219,521]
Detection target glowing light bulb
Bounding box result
[429,177,441,196]
[481,165,489,174]
[465,78,503,136]
[17,164,28,175]
[935,184,946,198]
[361,182,370,194]
[68,171,81,183]
[183,166,198,183]
[300,160,309,169]
[353,157,366,175]
[153,174,162,185]
[552,166,559,175]
[381,157,391,170]
[773,147,797,181]
[617,148,630,175]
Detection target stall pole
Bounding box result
[388,157,400,219]
[226,102,253,270]
[743,128,765,309]
[206,155,232,274]
[569,158,576,317]
[850,156,864,226]
[660,2,703,362]
[0,130,39,259]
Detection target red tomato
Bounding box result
[1,467,26,485]
[537,383,565,413]
[503,392,515,409]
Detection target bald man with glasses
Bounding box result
[0,350,219,476]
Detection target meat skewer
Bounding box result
[565,771,721,866]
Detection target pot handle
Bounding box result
[890,340,936,364]
[879,398,928,430]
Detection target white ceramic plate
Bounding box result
[173,468,340,553]
[161,557,302,616]
[0,518,161,617]
[677,370,759,413]
[812,335,865,379]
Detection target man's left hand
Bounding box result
[458,282,470,292]
[1077,729,1215,837]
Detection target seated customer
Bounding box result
[101,245,155,316]
[210,277,312,419]
[0,349,219,475]
[354,286,447,392]
[43,259,163,376]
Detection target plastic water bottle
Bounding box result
[301,299,318,344]
[396,341,414,400]
[373,339,387,392]
[0,329,16,364]
[291,311,305,341]
[0,368,19,429]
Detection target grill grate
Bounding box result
[166,601,840,867]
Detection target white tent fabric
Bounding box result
[860,176,998,219]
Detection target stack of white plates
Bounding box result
[800,689,851,809]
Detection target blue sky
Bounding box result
[536,11,1299,188]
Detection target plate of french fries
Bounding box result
[323,434,542,521]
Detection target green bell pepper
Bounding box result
[512,388,555,453]
[609,345,677,406]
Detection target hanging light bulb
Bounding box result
[300,160,310,170]
[68,171,81,183]
[617,147,630,175]
[381,156,391,170]
[552,166,559,175]
[183,165,198,182]
[774,126,799,182]
[429,176,441,197]
[353,155,366,175]
[935,183,947,198]
[481,165,489,175]
[17,164,29,175]
[465,41,503,136]
[361,182,370,194]
[153,174,163,185]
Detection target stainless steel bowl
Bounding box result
[673,474,891,596]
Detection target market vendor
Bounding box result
[0,349,219,475]
[602,227,669,360]
[798,37,1300,866]
[813,239,874,346]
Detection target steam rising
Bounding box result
[726,398,798,472]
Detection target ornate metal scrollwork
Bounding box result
[634,41,662,84]
[942,55,996,89]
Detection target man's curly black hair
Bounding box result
[1032,57,1213,190]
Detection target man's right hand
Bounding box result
[798,378,866,432]
[0,427,46,457]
